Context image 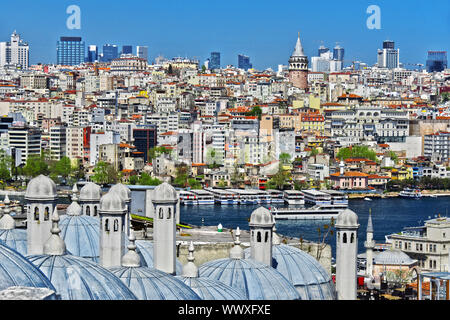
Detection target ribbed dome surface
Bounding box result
[135,240,183,275]
[59,215,100,262]
[25,175,57,201]
[176,276,246,300]
[244,244,336,300]
[199,258,301,300]
[79,182,102,201]
[0,243,55,292]
[0,229,28,256]
[374,249,417,266]
[110,266,201,300]
[27,254,137,300]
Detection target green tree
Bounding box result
[138,172,162,186]
[442,92,450,103]
[310,148,319,157]
[336,145,377,161]
[0,150,11,183]
[148,146,172,163]
[91,161,119,185]
[50,156,72,182]
[167,64,174,75]
[173,164,189,187]
[267,165,291,190]
[279,153,292,166]
[23,154,49,178]
[187,178,202,189]
[129,175,139,185]
[246,106,263,120]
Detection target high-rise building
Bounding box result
[57,37,85,66]
[8,125,41,165]
[87,45,98,63]
[0,31,29,68]
[333,45,345,62]
[318,45,330,57]
[377,40,400,69]
[288,32,309,90]
[122,45,133,55]
[426,51,447,73]
[133,125,157,163]
[137,46,149,62]
[238,54,252,71]
[210,52,221,70]
[102,44,119,62]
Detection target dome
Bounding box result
[59,215,101,262]
[0,243,55,292]
[336,208,359,228]
[249,207,274,227]
[66,201,82,216]
[176,277,246,300]
[244,244,336,300]
[0,229,27,256]
[110,266,201,300]
[135,240,183,275]
[374,249,417,266]
[199,258,301,300]
[153,182,178,202]
[100,191,126,212]
[109,184,131,202]
[27,254,138,300]
[79,182,102,202]
[25,175,57,201]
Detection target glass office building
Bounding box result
[122,45,133,55]
[87,45,98,63]
[238,54,252,70]
[133,125,157,163]
[102,44,119,62]
[333,45,345,62]
[209,52,221,70]
[57,37,85,66]
[426,51,447,73]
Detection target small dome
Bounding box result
[0,229,27,256]
[249,207,275,227]
[244,244,336,300]
[109,184,131,202]
[135,240,183,275]
[374,249,417,266]
[110,267,201,300]
[336,209,359,228]
[27,254,137,300]
[79,182,102,202]
[0,243,55,292]
[199,258,301,300]
[100,191,126,212]
[25,175,57,201]
[153,182,178,202]
[66,201,82,216]
[176,277,246,300]
[0,208,16,230]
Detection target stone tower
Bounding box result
[79,182,102,217]
[288,32,309,90]
[364,209,375,278]
[335,208,360,300]
[109,184,131,235]
[25,175,58,255]
[99,190,127,268]
[249,207,275,266]
[151,182,178,275]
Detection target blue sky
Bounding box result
[0,0,449,69]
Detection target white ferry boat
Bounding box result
[266,190,285,204]
[207,188,239,205]
[179,191,198,205]
[322,190,349,206]
[270,203,348,220]
[226,189,258,205]
[283,190,305,205]
[256,190,272,204]
[301,189,332,205]
[399,188,422,199]
[190,190,215,205]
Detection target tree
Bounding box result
[310,148,319,157]
[138,173,162,186]
[279,153,292,166]
[91,161,119,185]
[336,145,377,162]
[316,218,335,261]
[50,156,72,182]
[442,92,450,103]
[0,150,11,183]
[167,64,174,75]
[173,164,189,187]
[187,178,202,189]
[201,65,206,73]
[246,106,263,120]
[129,175,139,185]
[148,146,172,163]
[23,154,49,178]
[267,165,291,190]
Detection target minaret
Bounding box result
[288,32,309,90]
[335,208,360,300]
[99,190,127,268]
[249,207,275,266]
[79,182,102,217]
[110,184,132,235]
[151,182,178,275]
[229,227,244,259]
[182,241,199,278]
[364,209,375,278]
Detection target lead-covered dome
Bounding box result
[27,254,138,300]
[0,229,27,256]
[199,258,301,300]
[109,184,131,202]
[249,207,274,227]
[135,240,183,275]
[153,182,178,202]
[336,208,359,228]
[25,175,57,201]
[110,266,201,300]
[79,182,102,202]
[244,244,336,300]
[176,277,246,300]
[0,243,55,292]
[374,249,417,266]
[100,191,126,212]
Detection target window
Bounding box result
[34,207,39,221]
[114,219,119,232]
[159,208,163,219]
[257,232,261,243]
[350,233,354,243]
[265,232,269,243]
[94,206,98,217]
[167,207,171,219]
[343,233,347,244]
[105,219,110,232]
[86,206,90,216]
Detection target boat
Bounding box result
[364,198,372,201]
[179,191,198,205]
[399,188,422,199]
[190,190,215,205]
[283,190,305,205]
[270,203,348,220]
[301,189,332,205]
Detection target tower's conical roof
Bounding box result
[292,32,305,57]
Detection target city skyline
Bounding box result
[0,0,448,69]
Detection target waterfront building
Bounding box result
[0,31,29,68]
[424,131,450,162]
[57,37,85,66]
[288,33,309,90]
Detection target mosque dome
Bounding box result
[135,240,183,275]
[0,243,55,292]
[249,207,274,227]
[374,249,417,266]
[100,191,126,212]
[109,184,131,202]
[110,266,201,300]
[79,182,102,202]
[27,254,138,300]
[336,208,359,228]
[0,229,27,256]
[244,244,336,300]
[199,258,301,300]
[153,182,178,202]
[176,277,246,300]
[25,175,57,201]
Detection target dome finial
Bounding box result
[72,184,79,202]
[0,206,15,230]
[121,232,141,268]
[66,184,82,216]
[182,241,199,278]
[43,208,66,256]
[229,227,244,259]
[4,194,10,205]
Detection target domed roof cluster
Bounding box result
[135,240,183,275]
[79,182,102,202]
[25,175,57,201]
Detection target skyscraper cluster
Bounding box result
[311,43,345,73]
